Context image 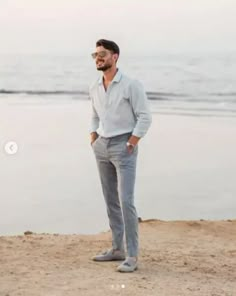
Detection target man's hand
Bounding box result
[127,135,140,153]
[90,132,98,146]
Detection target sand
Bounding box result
[0,219,236,296]
[0,100,236,295]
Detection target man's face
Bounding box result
[92,46,117,71]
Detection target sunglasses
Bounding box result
[91,50,109,59]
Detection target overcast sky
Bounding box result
[0,0,235,55]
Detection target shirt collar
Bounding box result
[98,68,122,85]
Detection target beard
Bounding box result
[96,60,112,71]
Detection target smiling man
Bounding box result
[89,39,152,272]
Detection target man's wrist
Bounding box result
[90,132,98,138]
[90,131,98,136]
[127,135,140,147]
[126,142,135,148]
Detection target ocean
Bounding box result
[0,52,236,116]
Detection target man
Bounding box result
[89,39,152,272]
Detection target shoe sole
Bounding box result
[92,256,125,262]
[117,265,138,272]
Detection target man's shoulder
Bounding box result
[120,73,137,87]
[121,75,144,91]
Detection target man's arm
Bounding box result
[90,102,100,145]
[128,80,152,146]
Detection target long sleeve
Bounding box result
[89,98,100,134]
[129,80,152,138]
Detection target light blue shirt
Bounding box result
[89,69,152,138]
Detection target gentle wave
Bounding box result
[0,89,236,109]
[1,89,236,102]
[0,89,88,95]
[152,110,236,118]
[209,92,236,97]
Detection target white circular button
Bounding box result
[4,141,18,155]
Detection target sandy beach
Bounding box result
[0,100,236,295]
[0,219,236,296]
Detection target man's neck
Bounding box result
[103,67,118,84]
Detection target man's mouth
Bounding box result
[97,60,104,66]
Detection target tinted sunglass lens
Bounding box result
[91,51,107,59]
[99,51,106,57]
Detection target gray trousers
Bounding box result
[92,132,139,257]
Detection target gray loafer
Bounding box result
[92,249,126,262]
[117,257,138,272]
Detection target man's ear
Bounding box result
[113,53,119,63]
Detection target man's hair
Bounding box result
[96,39,120,56]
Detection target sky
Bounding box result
[0,0,235,55]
